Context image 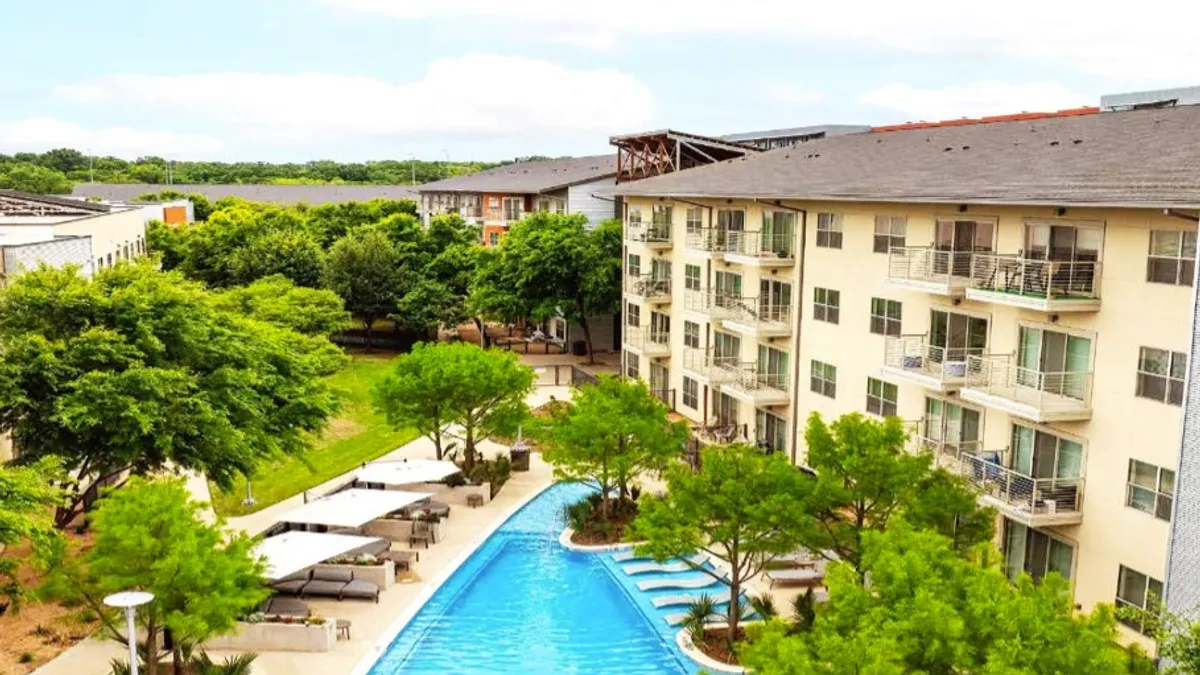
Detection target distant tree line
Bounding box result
[0,147,556,193]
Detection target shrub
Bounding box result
[244,612,266,624]
[564,497,596,533]
[19,652,34,663]
[469,453,513,497]
[444,472,467,489]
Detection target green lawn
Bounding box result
[209,352,419,517]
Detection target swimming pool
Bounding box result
[365,483,698,675]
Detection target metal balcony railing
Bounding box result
[724,297,793,330]
[730,364,790,395]
[651,388,676,409]
[685,228,741,254]
[683,348,739,381]
[887,247,974,285]
[625,274,672,300]
[684,290,741,319]
[911,435,984,467]
[958,451,1084,517]
[624,326,670,353]
[627,221,672,244]
[969,254,1101,301]
[964,354,1093,414]
[884,335,983,385]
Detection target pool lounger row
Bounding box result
[622,553,708,575]
[611,549,644,563]
[651,590,731,609]
[637,575,723,591]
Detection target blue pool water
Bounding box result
[367,483,700,675]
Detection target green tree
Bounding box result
[741,524,1127,675]
[1131,604,1200,674]
[0,457,64,612]
[228,227,325,288]
[468,246,528,347]
[145,219,189,270]
[472,214,621,362]
[0,263,340,528]
[802,412,993,572]
[211,274,350,337]
[323,227,403,348]
[0,162,73,194]
[543,375,686,520]
[632,445,814,640]
[373,343,533,473]
[40,478,268,675]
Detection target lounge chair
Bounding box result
[651,590,732,609]
[410,520,433,549]
[622,553,708,575]
[774,550,823,568]
[301,568,352,600]
[765,566,825,588]
[264,596,311,618]
[611,550,642,563]
[341,579,380,603]
[271,571,311,595]
[638,576,722,591]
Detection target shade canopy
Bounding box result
[254,531,387,580]
[276,489,433,529]
[355,459,461,487]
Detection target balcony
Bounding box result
[881,335,981,393]
[911,435,984,472]
[966,254,1101,312]
[625,275,672,304]
[627,221,672,249]
[956,451,1084,527]
[886,247,973,296]
[682,348,738,383]
[720,298,793,337]
[692,418,748,446]
[683,291,740,320]
[961,354,1093,423]
[722,364,790,406]
[624,326,671,357]
[724,231,796,267]
[685,228,739,258]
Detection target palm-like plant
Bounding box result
[790,588,817,634]
[683,594,719,646]
[191,651,259,675]
[745,592,778,621]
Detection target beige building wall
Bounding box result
[53,207,148,270]
[621,195,1193,647]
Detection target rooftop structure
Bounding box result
[609,129,760,183]
[71,182,420,206]
[720,124,871,150]
[416,154,615,195]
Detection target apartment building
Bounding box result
[416,155,618,245]
[614,103,1200,646]
[0,190,150,275]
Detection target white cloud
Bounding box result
[763,84,826,107]
[859,81,1092,122]
[311,0,1200,79]
[0,118,225,159]
[56,54,656,144]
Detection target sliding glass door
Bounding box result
[930,310,988,364]
[1010,425,1083,481]
[1017,327,1091,398]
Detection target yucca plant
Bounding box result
[790,587,817,634]
[745,592,778,620]
[683,594,719,646]
[191,650,258,675]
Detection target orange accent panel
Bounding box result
[162,206,187,224]
[871,107,1101,133]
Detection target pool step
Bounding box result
[638,576,721,591]
[622,553,708,576]
[651,590,731,609]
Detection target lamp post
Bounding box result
[242,475,256,507]
[104,591,155,675]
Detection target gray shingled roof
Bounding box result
[416,154,616,194]
[615,106,1200,208]
[71,183,419,205]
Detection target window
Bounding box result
[873,215,906,253]
[488,196,500,208]
[683,321,700,349]
[683,377,699,409]
[813,287,840,324]
[628,206,643,224]
[626,304,640,327]
[555,200,565,214]
[1003,520,1074,583]
[625,351,640,379]
[686,207,703,234]
[1147,230,1196,286]
[537,199,551,212]
[1136,347,1186,406]
[502,197,522,222]
[810,361,836,398]
[488,232,500,246]
[869,298,902,336]
[816,213,842,249]
[713,331,740,360]
[1127,459,1175,521]
[685,264,701,291]
[627,253,641,278]
[866,377,898,417]
[652,204,673,225]
[1116,566,1163,634]
[756,410,788,453]
[107,253,113,266]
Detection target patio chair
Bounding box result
[410,520,433,549]
[265,596,312,618]
[300,568,352,600]
[271,570,311,596]
[765,563,826,588]
[341,578,381,603]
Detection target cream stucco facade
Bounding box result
[621,195,1195,647]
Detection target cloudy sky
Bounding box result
[2,0,1197,162]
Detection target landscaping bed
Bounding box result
[564,491,640,546]
[692,626,743,666]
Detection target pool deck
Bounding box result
[33,388,567,675]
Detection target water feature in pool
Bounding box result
[366,482,700,675]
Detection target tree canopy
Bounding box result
[543,375,686,518]
[741,524,1128,675]
[39,477,267,675]
[323,226,405,345]
[0,457,64,612]
[802,412,994,571]
[0,262,340,527]
[373,342,533,472]
[633,445,815,638]
[0,162,73,194]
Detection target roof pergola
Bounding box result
[354,459,461,487]
[254,531,387,580]
[275,489,433,529]
[609,129,761,183]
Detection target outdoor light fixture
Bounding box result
[104,591,155,675]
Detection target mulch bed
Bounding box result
[568,510,638,546]
[694,626,745,666]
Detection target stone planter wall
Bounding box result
[397,483,491,506]
[315,561,394,590]
[206,620,336,653]
[363,518,444,545]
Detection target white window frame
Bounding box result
[816,212,842,249]
[873,215,906,254]
[1116,565,1163,635]
[869,298,902,336]
[810,360,836,399]
[866,377,898,417]
[1126,459,1175,521]
[813,287,840,324]
[683,320,700,349]
[684,264,701,291]
[682,377,699,409]
[1136,346,1186,406]
[1147,229,1196,287]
